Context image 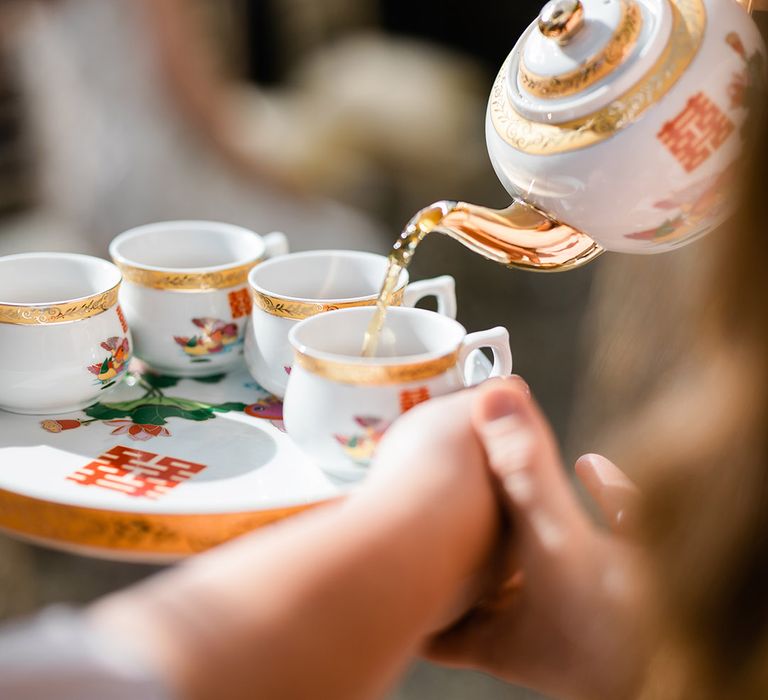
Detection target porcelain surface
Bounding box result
[284,307,512,480]
[110,221,288,376]
[488,0,764,253]
[0,254,131,414]
[0,356,491,562]
[246,250,456,398]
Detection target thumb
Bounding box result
[472,380,590,551]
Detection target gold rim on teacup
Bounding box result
[0,253,123,326]
[114,260,261,292]
[293,348,460,386]
[251,287,406,321]
[110,221,272,292]
[0,284,121,326]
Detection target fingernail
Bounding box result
[510,375,531,397]
[581,453,633,489]
[491,374,530,397]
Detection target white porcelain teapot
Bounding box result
[421,0,766,270]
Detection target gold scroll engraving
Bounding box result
[0,285,120,325]
[491,0,706,155]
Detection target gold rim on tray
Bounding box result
[0,489,331,557]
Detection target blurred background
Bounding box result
[0,0,734,698]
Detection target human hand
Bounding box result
[426,380,648,700]
[356,383,535,629]
[85,385,505,700]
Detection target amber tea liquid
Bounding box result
[361,203,455,357]
[361,199,602,357]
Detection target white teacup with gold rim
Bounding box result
[0,253,132,414]
[246,250,457,398]
[283,306,512,480]
[110,221,288,377]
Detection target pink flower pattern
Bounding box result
[105,420,171,441]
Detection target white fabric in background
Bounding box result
[0,607,170,700]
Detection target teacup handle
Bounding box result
[458,327,513,386]
[402,275,457,319]
[263,231,290,259]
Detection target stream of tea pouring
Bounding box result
[361,198,603,357]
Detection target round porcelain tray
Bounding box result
[0,354,490,563]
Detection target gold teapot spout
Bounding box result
[414,199,604,272]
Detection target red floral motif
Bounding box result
[174,318,240,357]
[628,33,763,245]
[728,72,747,110]
[41,419,84,433]
[334,416,390,465]
[88,336,130,385]
[626,163,736,243]
[105,419,171,441]
[726,32,746,60]
[245,397,284,421]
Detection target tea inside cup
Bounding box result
[289,306,464,362]
[246,251,449,399]
[284,307,511,480]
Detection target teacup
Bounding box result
[0,253,132,414]
[110,220,288,377]
[246,250,457,398]
[284,306,512,480]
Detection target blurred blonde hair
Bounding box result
[623,101,768,698]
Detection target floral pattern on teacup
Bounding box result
[174,318,241,360]
[88,336,130,388]
[334,416,391,467]
[245,396,283,422]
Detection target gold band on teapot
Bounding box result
[252,288,406,321]
[492,0,706,155]
[520,0,643,99]
[0,284,120,325]
[115,260,261,291]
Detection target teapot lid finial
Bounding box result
[538,0,585,45]
[510,0,676,123]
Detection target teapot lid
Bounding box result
[509,0,675,123]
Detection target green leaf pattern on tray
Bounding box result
[41,370,282,441]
